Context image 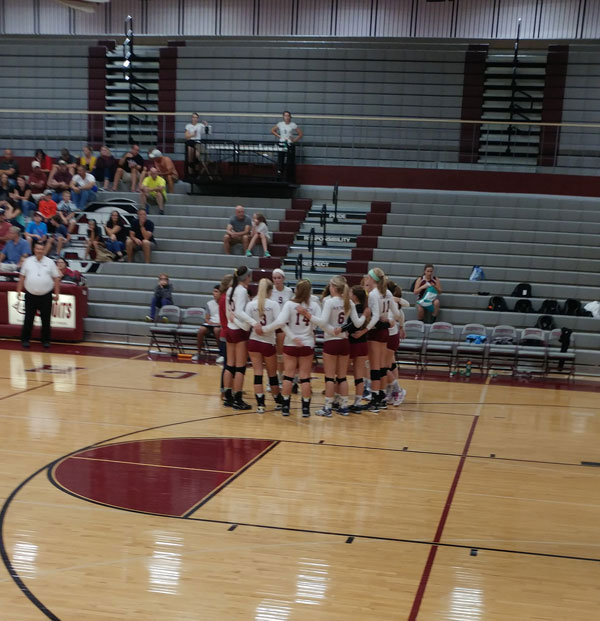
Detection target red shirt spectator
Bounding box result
[34,150,53,173]
[0,209,11,251]
[28,162,48,193]
[38,193,58,219]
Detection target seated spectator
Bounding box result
[28,161,48,199]
[4,201,25,231]
[59,148,76,173]
[38,190,58,221]
[141,149,178,193]
[223,204,251,254]
[0,149,18,187]
[413,263,442,323]
[246,212,271,258]
[126,207,155,263]
[70,165,97,210]
[9,176,36,220]
[113,143,144,192]
[0,208,11,252]
[145,272,173,322]
[55,257,81,283]
[0,173,12,210]
[140,167,166,214]
[0,226,30,271]
[46,214,71,258]
[92,145,117,191]
[84,219,103,260]
[47,160,73,201]
[34,149,52,174]
[25,211,48,249]
[78,144,96,172]
[104,210,128,261]
[193,284,221,360]
[56,190,78,234]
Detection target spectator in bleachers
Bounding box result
[413,263,442,323]
[28,161,48,199]
[9,176,36,220]
[78,145,96,172]
[0,173,12,210]
[25,211,48,250]
[104,210,128,261]
[145,273,174,322]
[246,212,271,258]
[38,190,58,221]
[126,207,155,263]
[34,149,52,174]
[4,200,25,231]
[0,226,29,270]
[142,149,178,193]
[139,167,166,214]
[223,204,251,255]
[112,143,144,192]
[84,219,103,260]
[46,214,70,258]
[0,209,11,252]
[55,257,81,284]
[70,164,97,210]
[184,113,209,173]
[48,160,73,201]
[59,148,76,173]
[0,149,19,186]
[56,190,78,234]
[93,145,118,191]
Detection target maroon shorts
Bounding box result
[387,332,400,351]
[368,327,389,343]
[225,329,250,344]
[247,340,276,357]
[323,339,350,356]
[283,345,314,358]
[349,340,368,359]
[275,328,284,335]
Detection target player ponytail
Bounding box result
[257,278,273,317]
[229,265,249,305]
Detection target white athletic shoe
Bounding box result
[216,356,224,364]
[392,388,407,406]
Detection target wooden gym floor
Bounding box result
[0,342,599,620]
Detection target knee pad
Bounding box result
[324,376,336,384]
[236,366,247,376]
[224,365,235,375]
[254,375,263,385]
[354,378,363,386]
[370,369,380,381]
[336,376,347,384]
[390,362,397,372]
[300,377,311,384]
[269,375,280,386]
[283,375,294,383]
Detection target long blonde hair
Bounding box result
[292,279,312,305]
[369,267,387,295]
[329,275,350,314]
[257,278,273,316]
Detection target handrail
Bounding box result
[320,204,328,248]
[308,227,316,272]
[332,182,339,223]
[295,253,303,281]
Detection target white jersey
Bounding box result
[206,299,220,325]
[270,285,293,308]
[366,288,387,330]
[312,296,365,341]
[388,296,409,336]
[226,285,257,332]
[246,298,280,345]
[264,299,322,347]
[277,120,298,143]
[386,292,402,336]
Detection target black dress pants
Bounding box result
[21,291,53,344]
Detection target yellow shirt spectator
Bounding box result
[142,174,167,197]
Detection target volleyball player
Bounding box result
[345,284,371,412]
[224,265,259,410]
[384,281,408,406]
[262,279,321,417]
[217,273,233,400]
[270,268,293,383]
[246,278,284,412]
[363,267,389,412]
[302,276,368,417]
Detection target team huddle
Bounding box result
[219,266,408,417]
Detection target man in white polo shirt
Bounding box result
[16,241,61,348]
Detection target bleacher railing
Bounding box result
[1,109,600,174]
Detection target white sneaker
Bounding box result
[216,356,224,364]
[392,388,407,406]
[316,407,332,417]
[191,354,200,362]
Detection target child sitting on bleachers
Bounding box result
[146,273,174,322]
[246,212,271,258]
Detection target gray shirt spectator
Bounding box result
[223,205,252,254]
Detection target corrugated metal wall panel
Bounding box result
[539,0,580,39]
[376,0,411,38]
[110,0,143,35]
[259,0,293,36]
[296,0,333,36]
[183,0,217,36]
[495,0,536,39]
[4,0,34,34]
[75,4,107,35]
[336,0,371,37]
[455,0,495,39]
[220,0,254,35]
[416,0,455,38]
[39,0,70,35]
[581,0,600,38]
[147,0,179,35]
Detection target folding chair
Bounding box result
[396,320,426,374]
[148,305,182,356]
[423,322,455,372]
[455,324,488,375]
[176,307,206,355]
[546,329,576,377]
[487,325,518,374]
[515,327,547,376]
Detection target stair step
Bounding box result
[481,112,543,121]
[477,155,537,165]
[486,67,546,76]
[479,145,539,155]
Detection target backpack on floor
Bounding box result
[514,299,535,313]
[562,298,591,316]
[487,296,508,312]
[535,315,556,331]
[511,283,532,298]
[539,299,560,315]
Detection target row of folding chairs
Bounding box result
[147,305,219,358]
[398,321,576,377]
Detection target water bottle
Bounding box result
[465,360,472,377]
